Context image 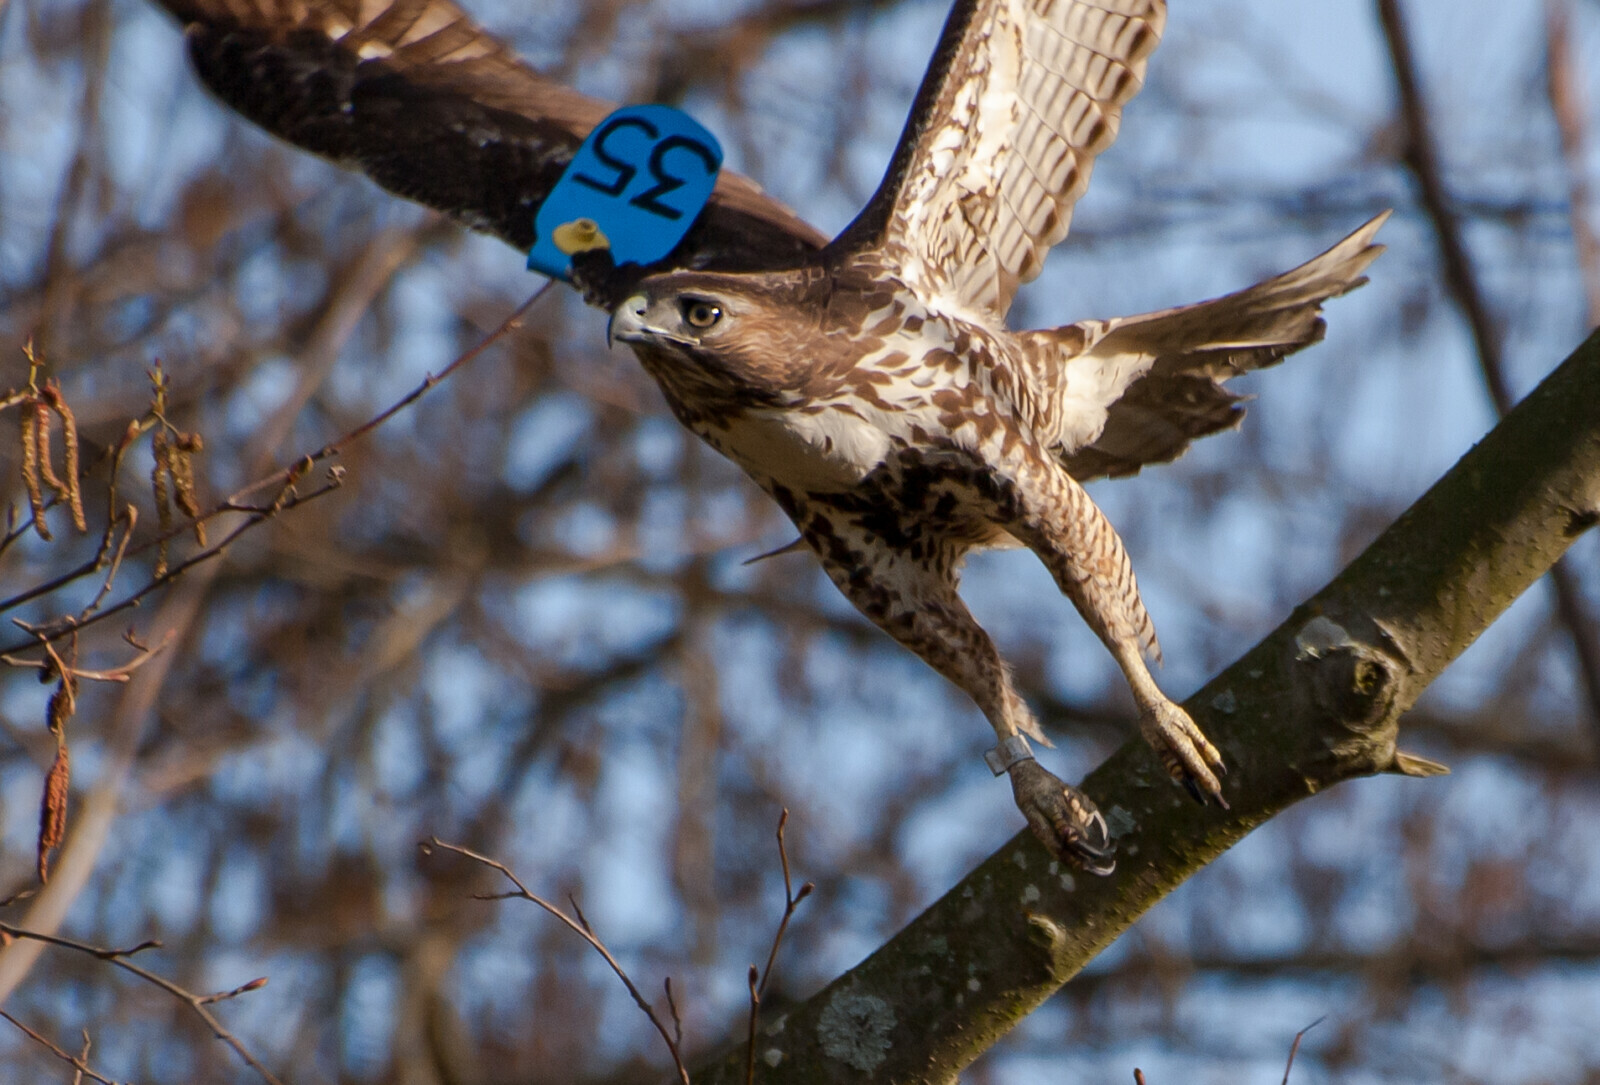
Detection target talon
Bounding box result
[1070,809,1116,876]
[1007,760,1117,875]
[1138,698,1228,808]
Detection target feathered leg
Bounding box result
[791,497,1115,873]
[994,447,1229,807]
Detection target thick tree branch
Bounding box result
[694,332,1600,1083]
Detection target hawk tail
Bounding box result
[1105,209,1390,366]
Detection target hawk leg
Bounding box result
[805,520,1116,871]
[999,454,1229,807]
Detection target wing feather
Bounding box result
[1047,213,1391,480]
[831,0,1164,321]
[158,0,826,284]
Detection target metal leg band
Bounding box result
[983,735,1035,776]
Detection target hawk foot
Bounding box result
[1138,699,1228,808]
[1007,760,1115,876]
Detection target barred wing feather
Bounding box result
[831,0,1165,321]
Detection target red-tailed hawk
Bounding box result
[158,0,1386,871]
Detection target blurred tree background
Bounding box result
[1,0,1598,1081]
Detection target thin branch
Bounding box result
[757,809,813,1002]
[1378,0,1600,747]
[1376,0,1512,413]
[665,976,685,1052]
[0,228,444,1011]
[0,474,339,654]
[1281,1016,1325,1085]
[0,284,550,658]
[745,964,761,1085]
[0,923,279,1085]
[229,281,553,508]
[74,1025,92,1085]
[81,506,136,617]
[3,627,171,683]
[420,837,691,1085]
[746,809,814,1085]
[0,1012,121,1085]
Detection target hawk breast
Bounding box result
[714,405,894,492]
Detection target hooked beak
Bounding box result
[607,294,652,350]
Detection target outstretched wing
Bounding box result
[160,0,826,280]
[830,0,1164,322]
[1052,213,1390,480]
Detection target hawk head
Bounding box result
[607,270,845,408]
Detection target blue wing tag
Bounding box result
[528,104,724,281]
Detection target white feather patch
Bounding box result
[718,407,894,492]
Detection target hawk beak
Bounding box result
[608,294,651,350]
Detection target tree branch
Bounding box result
[1377,0,1600,747]
[693,332,1600,1083]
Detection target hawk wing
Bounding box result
[1051,212,1390,480]
[828,0,1165,321]
[160,0,826,282]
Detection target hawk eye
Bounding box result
[681,299,722,330]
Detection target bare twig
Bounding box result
[757,810,813,1001]
[1127,1016,1322,1085]
[0,923,278,1085]
[230,281,553,508]
[3,627,171,683]
[745,809,814,1085]
[0,284,551,657]
[1281,1015,1326,1084]
[0,1012,121,1085]
[81,506,136,617]
[1376,0,1512,413]
[1378,0,1600,746]
[74,1025,92,1085]
[665,976,685,1051]
[420,837,691,1085]
[744,964,761,1085]
[0,228,430,1009]
[0,472,340,653]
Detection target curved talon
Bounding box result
[1139,698,1228,809]
[1007,760,1117,875]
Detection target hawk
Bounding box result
[157,0,1386,870]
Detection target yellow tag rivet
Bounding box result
[552,218,610,255]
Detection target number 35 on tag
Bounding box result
[528,105,724,281]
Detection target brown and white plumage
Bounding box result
[156,0,1388,867]
[835,0,1165,321]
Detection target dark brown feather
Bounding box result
[159,0,826,297]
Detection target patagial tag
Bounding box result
[528,104,723,281]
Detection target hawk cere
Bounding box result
[157,0,1386,870]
